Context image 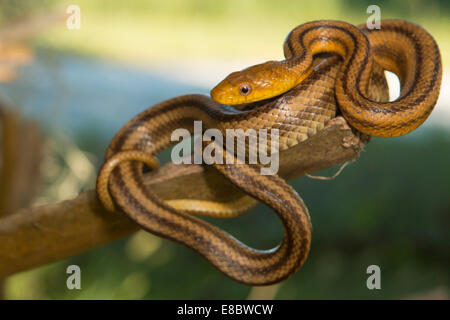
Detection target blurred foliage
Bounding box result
[10,0,446,63]
[4,129,450,299]
[0,0,55,24]
[33,133,97,206]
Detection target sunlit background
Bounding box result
[0,0,449,299]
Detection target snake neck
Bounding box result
[106,56,343,161]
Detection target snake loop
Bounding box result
[96,20,441,284]
[211,20,442,137]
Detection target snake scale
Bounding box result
[96,20,442,285]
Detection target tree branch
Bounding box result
[0,116,369,278]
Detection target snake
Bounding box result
[96,20,442,285]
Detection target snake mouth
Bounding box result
[216,95,282,116]
[230,95,281,111]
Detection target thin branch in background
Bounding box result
[305,160,351,181]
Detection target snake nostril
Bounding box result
[238,83,252,96]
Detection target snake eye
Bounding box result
[238,83,252,96]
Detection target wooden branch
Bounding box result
[0,117,369,278]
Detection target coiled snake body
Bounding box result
[96,20,441,285]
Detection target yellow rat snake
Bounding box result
[96,20,442,285]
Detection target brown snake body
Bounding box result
[96,20,442,285]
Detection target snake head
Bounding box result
[211,61,299,105]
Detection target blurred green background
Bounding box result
[0,0,449,299]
